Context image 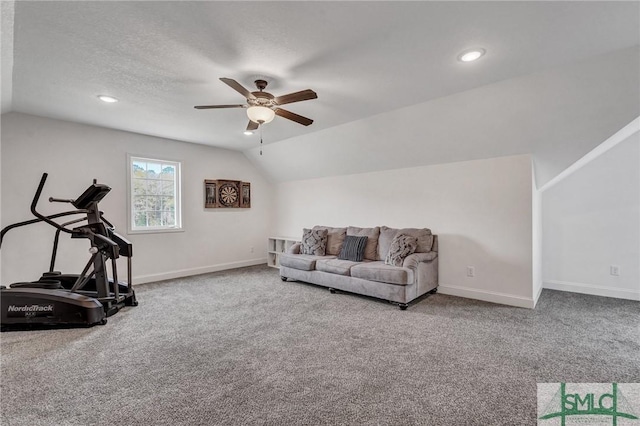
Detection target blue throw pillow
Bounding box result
[338,235,368,262]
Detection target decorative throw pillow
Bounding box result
[378,226,433,259]
[347,226,380,260]
[385,234,418,267]
[301,228,328,256]
[338,235,368,262]
[312,226,347,256]
[397,227,434,253]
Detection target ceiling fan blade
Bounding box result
[194,104,246,109]
[220,78,256,100]
[274,108,314,126]
[274,89,318,106]
[246,120,259,131]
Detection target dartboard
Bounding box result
[218,183,238,206]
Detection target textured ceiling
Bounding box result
[6,1,640,151]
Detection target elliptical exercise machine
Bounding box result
[1,173,137,331]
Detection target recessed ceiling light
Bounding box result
[458,48,486,62]
[97,95,118,103]
[243,131,253,136]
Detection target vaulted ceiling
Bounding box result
[2,1,639,155]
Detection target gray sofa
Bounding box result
[279,226,438,309]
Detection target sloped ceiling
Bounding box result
[247,47,640,186]
[3,2,639,185]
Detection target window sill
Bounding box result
[127,227,184,235]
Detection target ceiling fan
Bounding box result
[195,78,318,132]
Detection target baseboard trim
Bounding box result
[533,282,544,308]
[438,283,535,309]
[133,258,268,284]
[543,280,640,301]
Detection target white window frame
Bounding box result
[127,154,183,234]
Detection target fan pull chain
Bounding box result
[260,124,263,156]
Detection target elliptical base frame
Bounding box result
[1,288,106,331]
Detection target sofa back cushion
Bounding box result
[377,226,434,260]
[338,235,368,262]
[347,226,380,261]
[312,226,347,256]
[400,227,434,253]
[301,228,328,256]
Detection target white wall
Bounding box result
[532,161,543,306]
[1,1,14,114]
[1,112,273,284]
[542,131,640,300]
[274,154,535,308]
[0,115,3,280]
[1,2,13,282]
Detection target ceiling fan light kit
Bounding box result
[247,105,275,124]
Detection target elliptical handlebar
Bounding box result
[0,210,86,248]
[30,173,74,235]
[49,197,75,204]
[0,174,90,248]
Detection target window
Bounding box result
[128,156,182,233]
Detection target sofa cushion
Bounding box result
[377,226,433,259]
[399,227,434,253]
[351,261,414,285]
[279,253,336,271]
[301,228,328,256]
[377,227,398,261]
[316,259,361,276]
[337,235,368,262]
[347,226,380,260]
[312,226,347,256]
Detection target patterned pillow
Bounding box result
[312,226,347,256]
[347,226,380,260]
[301,228,328,256]
[385,234,418,267]
[338,235,368,262]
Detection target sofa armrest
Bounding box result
[402,252,438,270]
[287,242,301,255]
[408,252,438,296]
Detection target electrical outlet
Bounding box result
[610,265,620,276]
[466,266,475,277]
[250,246,254,253]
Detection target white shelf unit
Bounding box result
[267,236,299,269]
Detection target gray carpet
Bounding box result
[1,265,639,425]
